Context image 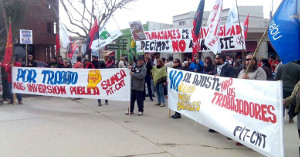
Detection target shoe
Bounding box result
[155,103,161,106]
[105,102,108,105]
[159,103,165,107]
[208,129,217,133]
[18,101,23,105]
[98,103,102,106]
[138,112,143,116]
[150,97,153,101]
[3,99,9,102]
[289,119,294,123]
[7,101,13,104]
[236,142,243,146]
[172,113,181,119]
[125,111,133,115]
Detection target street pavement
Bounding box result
[0,96,298,157]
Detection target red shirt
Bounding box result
[269,60,279,72]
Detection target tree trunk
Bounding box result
[0,0,8,34]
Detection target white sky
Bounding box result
[60,0,282,33]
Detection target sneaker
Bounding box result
[125,111,133,115]
[159,103,165,107]
[289,119,294,123]
[98,103,102,106]
[18,101,23,105]
[138,112,143,116]
[155,103,161,106]
[7,101,13,104]
[105,102,108,105]
[150,97,153,101]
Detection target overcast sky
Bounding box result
[60,0,282,33]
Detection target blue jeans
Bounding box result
[156,83,165,104]
[8,83,22,102]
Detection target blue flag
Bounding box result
[268,0,300,64]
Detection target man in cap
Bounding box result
[126,55,147,116]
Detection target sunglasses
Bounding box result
[245,58,252,61]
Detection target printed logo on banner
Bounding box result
[88,70,102,88]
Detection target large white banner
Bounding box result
[136,24,246,53]
[91,28,123,51]
[12,67,131,101]
[167,68,284,157]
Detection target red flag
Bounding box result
[192,0,205,61]
[243,14,249,39]
[88,19,99,49]
[4,23,13,65]
[56,33,60,55]
[68,42,78,58]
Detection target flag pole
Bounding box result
[245,26,268,74]
[235,0,246,58]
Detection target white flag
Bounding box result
[225,5,238,34]
[205,0,223,54]
[59,23,70,48]
[91,25,123,51]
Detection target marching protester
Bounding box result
[213,53,235,78]
[126,55,147,116]
[98,59,108,106]
[105,56,115,68]
[62,60,72,68]
[232,59,242,78]
[203,56,215,75]
[27,55,37,67]
[275,61,300,123]
[236,53,267,146]
[91,56,99,69]
[48,57,58,68]
[84,59,95,69]
[260,59,273,80]
[165,56,174,68]
[208,53,235,133]
[269,55,279,72]
[238,53,267,80]
[57,56,64,68]
[0,61,9,102]
[144,53,153,101]
[6,59,22,104]
[283,80,300,138]
[152,59,167,107]
[73,56,84,69]
[171,59,183,119]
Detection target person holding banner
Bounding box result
[27,55,37,67]
[48,57,58,68]
[6,60,22,104]
[126,55,147,116]
[171,59,183,119]
[238,53,267,80]
[152,59,167,107]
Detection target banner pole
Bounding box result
[26,44,28,66]
[235,0,246,58]
[245,26,268,74]
[168,108,170,118]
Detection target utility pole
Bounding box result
[0,0,8,34]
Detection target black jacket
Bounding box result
[213,63,236,78]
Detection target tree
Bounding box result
[60,0,135,38]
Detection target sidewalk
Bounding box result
[0,96,298,157]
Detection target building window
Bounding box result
[47,22,53,33]
[179,21,186,26]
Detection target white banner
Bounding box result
[167,68,284,157]
[91,28,123,51]
[12,67,131,101]
[136,24,246,53]
[205,0,223,54]
[60,23,70,48]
